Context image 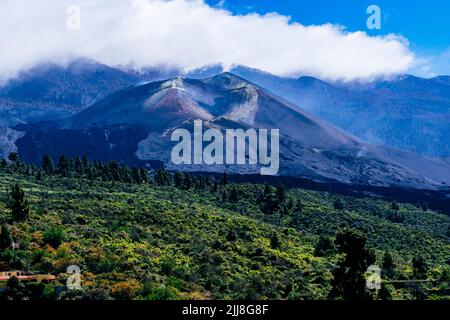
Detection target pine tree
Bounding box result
[198,176,206,189]
[8,184,30,222]
[42,154,54,174]
[57,155,70,177]
[68,158,75,174]
[35,170,43,180]
[229,186,239,202]
[275,184,286,202]
[226,229,237,242]
[333,198,345,210]
[139,168,148,183]
[294,199,303,214]
[174,172,183,188]
[378,284,392,300]
[222,172,229,185]
[412,255,429,280]
[329,229,376,300]
[0,224,12,250]
[269,233,281,249]
[314,235,335,257]
[108,161,121,181]
[5,275,29,300]
[82,155,90,169]
[262,183,269,194]
[391,201,400,211]
[381,251,396,279]
[221,190,228,202]
[8,152,20,172]
[74,156,84,177]
[131,168,142,184]
[212,180,218,193]
[0,158,8,171]
[87,167,95,180]
[121,165,127,182]
[183,174,192,190]
[101,169,110,182]
[8,152,20,163]
[155,169,163,186]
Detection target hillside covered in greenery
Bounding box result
[0,154,449,300]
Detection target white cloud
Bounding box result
[0,0,417,82]
[399,47,450,79]
[411,49,450,78]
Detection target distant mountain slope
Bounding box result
[12,73,450,190]
[231,66,450,157]
[0,59,140,126]
[2,60,449,157]
[0,127,24,159]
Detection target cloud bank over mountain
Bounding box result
[1,0,416,82]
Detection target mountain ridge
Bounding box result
[0,59,140,126]
[231,66,450,157]
[9,72,450,191]
[2,60,449,156]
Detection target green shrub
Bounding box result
[43,226,66,248]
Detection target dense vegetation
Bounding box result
[0,154,449,300]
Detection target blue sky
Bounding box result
[206,0,450,75]
[207,0,449,51]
